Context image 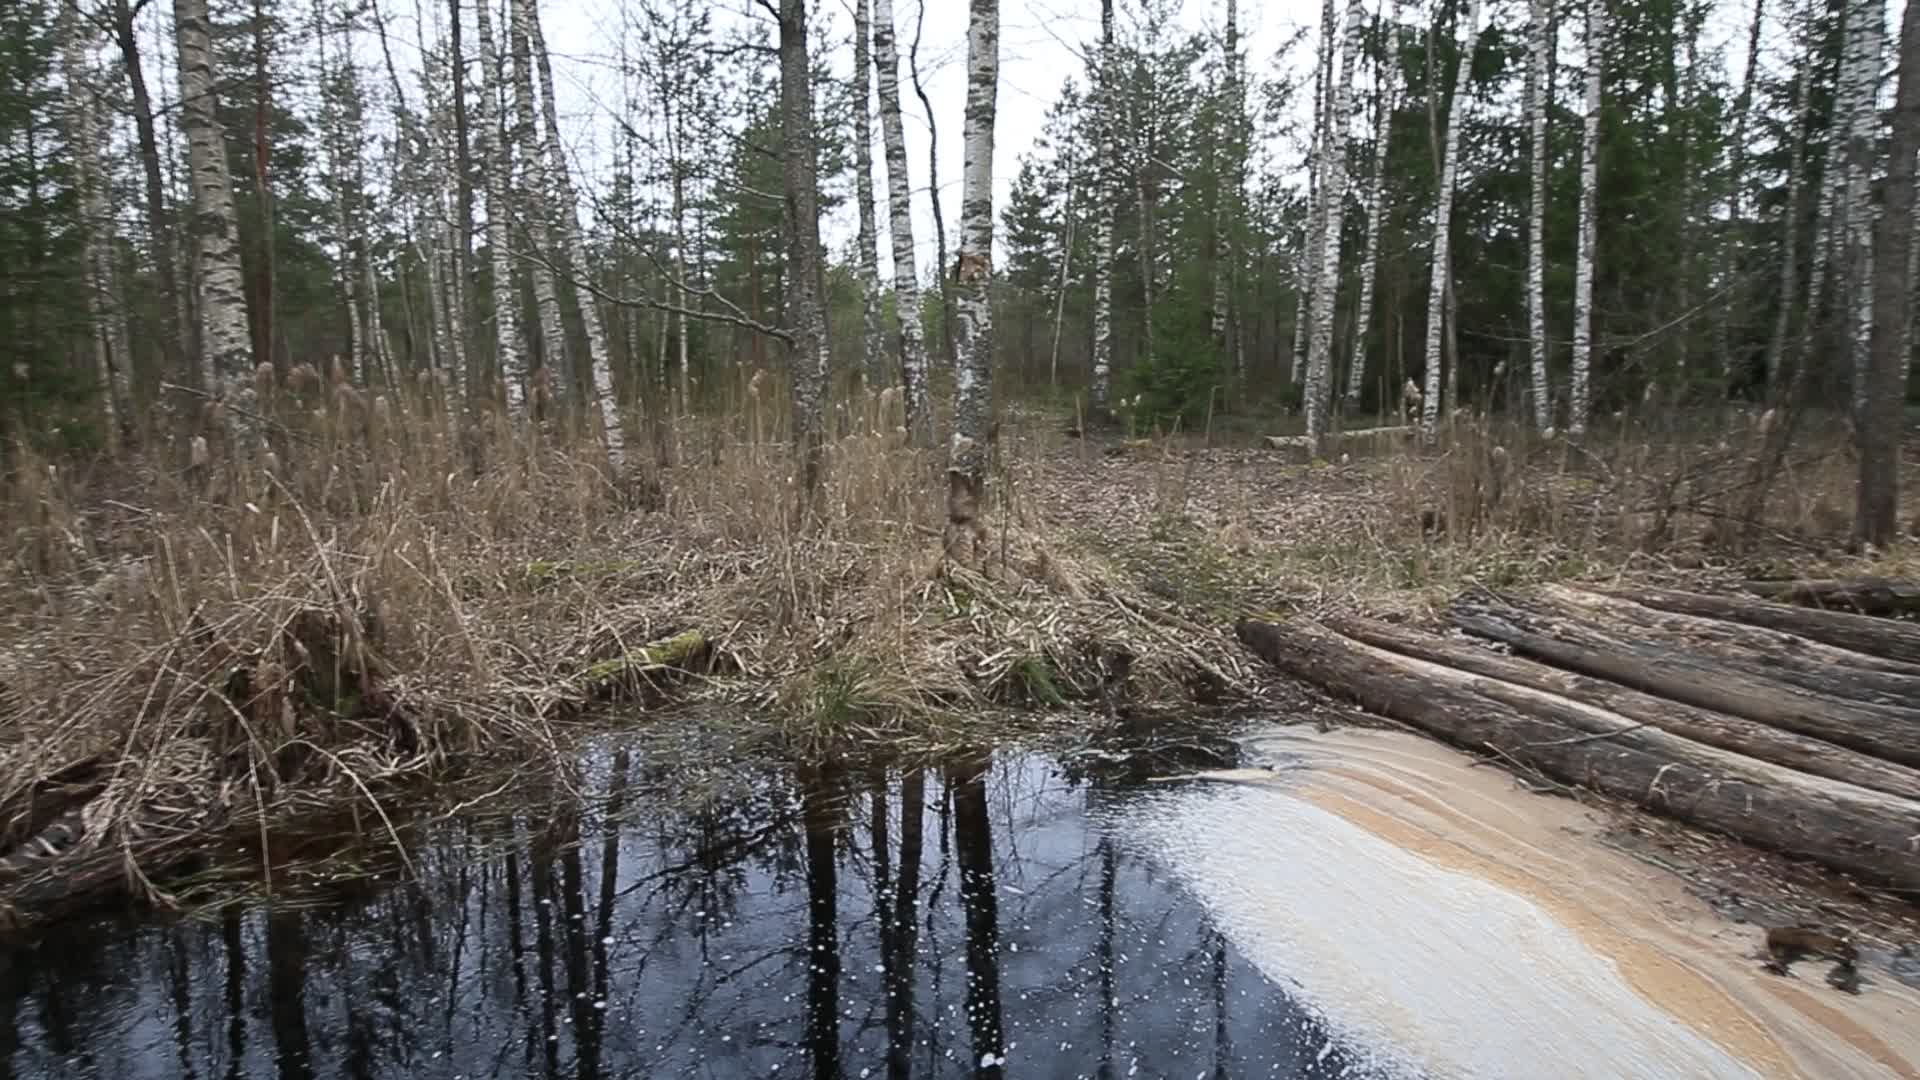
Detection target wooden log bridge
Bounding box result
[1234,580,1920,895]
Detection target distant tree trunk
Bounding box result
[250,0,275,374]
[317,0,367,380]
[1859,0,1920,545]
[113,0,186,381]
[1569,0,1605,436]
[1840,0,1886,421]
[1303,0,1366,450]
[1295,0,1338,388]
[1090,0,1118,415]
[874,0,934,446]
[175,0,257,442]
[780,0,829,497]
[1209,0,1241,355]
[910,0,956,370]
[474,0,526,417]
[508,0,569,411]
[61,1,129,444]
[528,0,622,467]
[1716,0,1766,382]
[1347,0,1405,410]
[1764,11,1815,391]
[1422,0,1481,435]
[945,0,999,565]
[1525,0,1553,430]
[853,0,887,392]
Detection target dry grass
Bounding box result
[0,372,1256,926]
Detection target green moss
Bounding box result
[576,630,710,696]
[1008,653,1068,707]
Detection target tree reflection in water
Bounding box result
[0,748,1364,1079]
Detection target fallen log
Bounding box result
[1320,613,1920,803]
[1536,584,1920,708]
[1449,591,1920,769]
[1235,617,1920,894]
[1742,577,1920,617]
[1262,425,1412,451]
[1601,584,1920,667]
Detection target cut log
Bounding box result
[1262,425,1412,451]
[1742,577,1920,617]
[1320,613,1920,803]
[1449,591,1920,769]
[1235,617,1920,894]
[1536,584,1920,708]
[1602,584,1920,667]
[572,628,715,703]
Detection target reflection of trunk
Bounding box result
[223,911,247,1076]
[559,808,599,1080]
[951,759,1004,1075]
[884,768,926,1080]
[802,769,843,1080]
[267,912,315,1080]
[166,934,196,1075]
[595,749,630,1013]
[505,849,531,1008]
[1096,836,1116,1080]
[530,838,561,1075]
[1211,930,1230,1079]
[0,932,25,1074]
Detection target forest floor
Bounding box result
[0,396,1917,932]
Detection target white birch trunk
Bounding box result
[1209,0,1240,351]
[1295,0,1339,387]
[946,0,999,564]
[474,0,525,416]
[778,0,829,489]
[1090,0,1118,413]
[61,3,128,443]
[528,0,621,466]
[1568,0,1604,436]
[175,0,258,442]
[1346,0,1405,409]
[853,0,887,391]
[508,0,568,412]
[874,0,934,444]
[1840,0,1885,420]
[1302,0,1367,449]
[1767,3,1816,387]
[1423,0,1482,435]
[1525,0,1553,430]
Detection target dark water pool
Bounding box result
[0,748,1381,1079]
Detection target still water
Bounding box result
[0,744,1374,1080]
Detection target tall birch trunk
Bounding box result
[113,0,187,378]
[508,0,568,412]
[910,0,956,370]
[874,0,934,446]
[474,0,526,416]
[1209,0,1241,353]
[1840,0,1885,422]
[946,0,999,565]
[779,0,829,495]
[1568,0,1605,436]
[1525,0,1553,430]
[1295,0,1339,387]
[175,0,257,443]
[1302,0,1367,450]
[528,1,622,467]
[1859,0,1920,544]
[61,2,129,444]
[1347,0,1406,410]
[853,0,887,391]
[1765,7,1815,389]
[1422,0,1482,434]
[1090,0,1118,414]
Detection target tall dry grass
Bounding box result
[0,370,1252,925]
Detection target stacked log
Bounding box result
[1234,580,1920,894]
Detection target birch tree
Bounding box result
[474,0,526,417]
[853,0,886,391]
[1568,0,1604,436]
[1090,0,1117,414]
[1209,0,1241,356]
[1859,0,1920,544]
[1839,0,1885,420]
[1422,0,1482,434]
[174,0,257,440]
[60,1,128,444]
[779,0,829,494]
[873,0,933,445]
[528,0,622,467]
[946,0,999,564]
[507,0,568,408]
[1346,0,1405,410]
[1302,0,1366,449]
[1294,0,1340,387]
[1525,0,1553,431]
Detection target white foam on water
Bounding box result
[1116,779,1766,1080]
